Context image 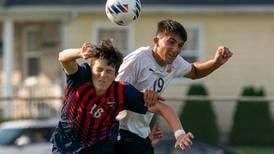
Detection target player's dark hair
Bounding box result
[91,39,123,74]
[156,19,187,42]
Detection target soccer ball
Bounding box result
[105,0,142,26]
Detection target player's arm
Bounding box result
[123,86,193,149]
[184,46,232,79]
[148,103,181,132]
[58,42,96,75]
[122,84,164,114]
[148,102,194,150]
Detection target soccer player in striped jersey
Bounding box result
[51,39,193,154]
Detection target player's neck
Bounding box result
[95,89,106,96]
[152,49,167,67]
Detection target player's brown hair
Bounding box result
[91,39,123,74]
[156,19,188,42]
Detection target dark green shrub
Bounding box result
[229,86,273,146]
[0,117,8,124]
[0,118,3,124]
[179,84,219,144]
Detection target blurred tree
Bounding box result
[179,84,219,145]
[229,86,273,146]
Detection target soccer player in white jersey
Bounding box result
[114,19,233,154]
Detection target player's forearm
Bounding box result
[186,59,221,79]
[150,102,182,132]
[59,48,82,63]
[59,48,82,74]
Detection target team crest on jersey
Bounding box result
[166,64,173,74]
[106,97,116,107]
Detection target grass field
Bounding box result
[231,147,274,154]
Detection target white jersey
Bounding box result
[115,46,192,138]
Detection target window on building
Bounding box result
[24,27,41,77]
[173,24,203,83]
[27,57,40,76]
[180,25,202,63]
[0,41,2,56]
[92,24,132,55]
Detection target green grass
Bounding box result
[231,147,274,154]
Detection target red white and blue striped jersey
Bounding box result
[51,63,148,153]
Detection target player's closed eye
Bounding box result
[167,39,176,45]
[106,69,114,74]
[178,43,184,49]
[95,68,104,73]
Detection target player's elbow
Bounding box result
[185,65,202,80]
[148,102,163,114]
[58,51,65,62]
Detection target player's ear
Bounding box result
[153,36,159,44]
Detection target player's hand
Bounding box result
[81,42,97,59]
[149,124,164,146]
[143,89,165,107]
[174,132,194,150]
[214,46,233,65]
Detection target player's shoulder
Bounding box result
[78,63,91,73]
[121,46,153,70]
[125,46,152,60]
[173,56,192,73]
[66,63,90,77]
[116,80,131,86]
[174,55,191,66]
[81,63,90,69]
[116,80,136,90]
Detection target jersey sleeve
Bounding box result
[66,63,91,88]
[122,83,148,114]
[116,54,140,85]
[175,56,192,77]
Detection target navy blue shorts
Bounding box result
[114,129,154,154]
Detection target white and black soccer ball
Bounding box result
[105,0,142,26]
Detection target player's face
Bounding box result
[92,59,116,95]
[154,33,184,65]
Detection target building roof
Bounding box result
[1,0,274,14]
[2,0,274,6]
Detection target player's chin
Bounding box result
[96,83,108,90]
[166,59,175,64]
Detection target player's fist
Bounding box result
[143,89,165,107]
[149,124,164,146]
[175,132,194,150]
[81,42,97,59]
[214,46,233,65]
